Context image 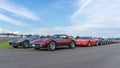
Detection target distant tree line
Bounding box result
[23,34,51,38]
[1,33,17,36]
[1,33,120,39]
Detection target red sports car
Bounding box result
[30,34,75,51]
[76,36,98,47]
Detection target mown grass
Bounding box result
[0,40,13,48]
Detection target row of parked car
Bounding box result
[8,34,119,51]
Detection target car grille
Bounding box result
[35,44,40,48]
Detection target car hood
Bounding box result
[8,38,20,43]
[8,37,27,43]
[30,38,49,44]
[76,39,88,42]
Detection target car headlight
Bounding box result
[32,44,35,47]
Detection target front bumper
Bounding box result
[9,42,22,46]
[32,43,48,48]
[76,42,88,46]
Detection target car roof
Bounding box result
[80,36,92,38]
[53,34,68,36]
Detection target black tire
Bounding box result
[48,41,56,51]
[104,42,106,45]
[106,42,108,45]
[96,42,99,46]
[100,43,102,45]
[22,41,29,48]
[34,47,39,50]
[88,42,91,47]
[105,42,108,45]
[69,41,75,49]
[13,46,18,48]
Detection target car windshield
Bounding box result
[28,36,37,39]
[9,38,20,42]
[80,37,92,40]
[51,35,60,38]
[96,37,104,40]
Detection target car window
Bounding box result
[51,35,67,39]
[59,35,67,39]
[80,37,92,40]
[51,35,60,38]
[28,36,37,40]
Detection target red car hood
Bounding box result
[76,39,89,42]
[30,38,50,44]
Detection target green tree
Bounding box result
[25,34,32,37]
[46,35,51,38]
[75,36,80,39]
[40,35,46,38]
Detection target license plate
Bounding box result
[32,44,35,47]
[40,44,42,47]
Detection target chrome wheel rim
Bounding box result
[88,42,91,47]
[49,42,56,50]
[24,42,29,48]
[71,42,75,48]
[96,42,98,46]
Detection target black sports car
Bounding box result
[8,35,38,48]
[95,37,107,45]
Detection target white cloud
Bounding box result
[0,28,2,32]
[72,0,93,18]
[71,0,120,27]
[12,31,19,34]
[69,0,120,37]
[31,0,120,37]
[31,25,101,36]
[1,0,119,37]
[0,14,27,26]
[0,0,39,21]
[0,28,19,34]
[0,28,8,33]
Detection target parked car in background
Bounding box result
[30,34,75,51]
[95,37,107,45]
[112,39,120,43]
[105,38,113,44]
[8,35,38,48]
[75,36,98,47]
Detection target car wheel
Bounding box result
[105,42,108,45]
[100,43,103,45]
[34,47,39,50]
[13,46,18,48]
[88,42,91,47]
[106,42,108,45]
[69,41,75,49]
[48,41,56,51]
[96,42,99,46]
[23,41,29,48]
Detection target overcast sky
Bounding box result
[0,0,120,37]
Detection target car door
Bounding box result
[90,38,97,45]
[53,38,63,46]
[92,38,97,45]
[51,35,63,46]
[59,35,69,46]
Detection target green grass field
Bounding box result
[0,40,13,48]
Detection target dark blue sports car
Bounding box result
[8,35,38,48]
